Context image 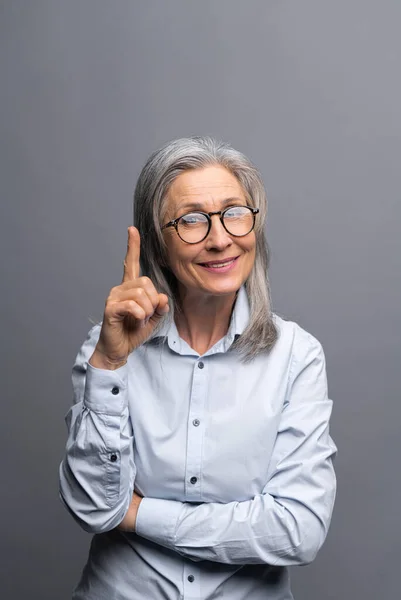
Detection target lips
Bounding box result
[199,256,239,268]
[196,256,240,274]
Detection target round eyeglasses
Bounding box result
[161,205,259,244]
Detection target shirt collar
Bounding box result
[148,285,250,356]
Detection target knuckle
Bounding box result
[109,285,119,297]
[140,276,158,298]
[103,303,114,319]
[128,300,145,318]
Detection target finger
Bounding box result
[105,299,147,323]
[122,226,141,283]
[154,293,170,316]
[111,278,160,310]
[133,277,160,309]
[117,287,156,318]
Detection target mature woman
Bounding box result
[59,136,336,600]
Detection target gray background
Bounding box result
[1,1,400,599]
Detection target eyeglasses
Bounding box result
[161,205,259,244]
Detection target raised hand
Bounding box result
[89,227,169,370]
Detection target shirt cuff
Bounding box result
[83,362,129,415]
[135,497,182,548]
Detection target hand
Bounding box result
[90,227,169,369]
[117,491,143,532]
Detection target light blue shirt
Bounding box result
[59,287,337,600]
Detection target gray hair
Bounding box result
[133,136,278,361]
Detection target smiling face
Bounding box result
[162,165,257,300]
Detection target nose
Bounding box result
[205,215,233,251]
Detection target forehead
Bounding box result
[166,166,246,214]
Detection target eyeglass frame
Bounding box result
[161,205,260,244]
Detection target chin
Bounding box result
[199,277,245,297]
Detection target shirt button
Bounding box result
[111,386,119,395]
[188,575,195,582]
[190,476,198,484]
[192,419,200,427]
[198,361,204,369]
[110,453,118,462]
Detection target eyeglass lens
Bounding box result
[178,206,255,243]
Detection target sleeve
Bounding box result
[135,331,337,566]
[59,324,135,534]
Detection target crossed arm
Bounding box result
[59,325,336,566]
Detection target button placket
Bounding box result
[184,358,207,501]
[183,564,200,597]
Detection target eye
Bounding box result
[180,212,208,226]
[224,206,250,219]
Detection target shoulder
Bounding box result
[272,313,326,369]
[271,315,329,406]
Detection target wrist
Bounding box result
[89,348,127,370]
[117,493,143,532]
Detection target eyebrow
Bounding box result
[177,196,246,214]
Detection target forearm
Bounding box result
[136,334,337,565]
[59,362,136,533]
[136,475,335,566]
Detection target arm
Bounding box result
[135,332,337,566]
[59,228,168,535]
[59,324,135,534]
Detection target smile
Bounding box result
[198,256,239,272]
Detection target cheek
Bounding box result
[165,239,199,276]
[162,236,179,275]
[242,237,257,271]
[242,234,256,257]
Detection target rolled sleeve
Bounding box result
[84,362,129,414]
[59,325,136,534]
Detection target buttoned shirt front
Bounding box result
[59,287,337,600]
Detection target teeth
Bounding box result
[205,260,235,268]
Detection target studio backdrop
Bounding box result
[1,1,400,599]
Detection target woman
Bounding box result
[59,136,337,600]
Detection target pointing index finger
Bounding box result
[123,226,141,282]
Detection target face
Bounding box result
[162,166,256,299]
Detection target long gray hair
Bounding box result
[133,136,277,360]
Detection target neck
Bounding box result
[175,286,237,356]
